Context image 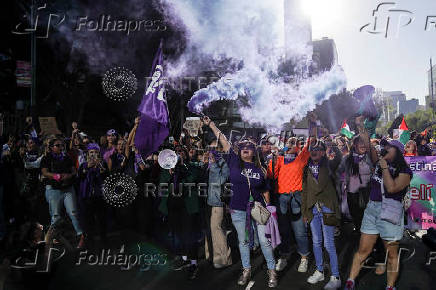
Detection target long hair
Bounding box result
[345,135,364,177]
[376,146,409,178]
[238,147,267,176]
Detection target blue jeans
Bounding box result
[45,185,83,235]
[310,206,339,277]
[231,210,275,270]
[277,192,310,256]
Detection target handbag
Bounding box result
[380,178,404,225]
[322,213,339,226]
[246,174,270,225]
[316,203,339,226]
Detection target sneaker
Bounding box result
[172,257,190,271]
[307,270,324,284]
[187,264,198,280]
[267,269,278,288]
[275,258,287,271]
[298,257,308,273]
[324,276,341,289]
[237,268,251,285]
[344,279,355,290]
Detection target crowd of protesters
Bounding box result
[0,113,435,290]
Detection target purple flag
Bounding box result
[135,41,169,159]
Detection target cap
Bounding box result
[106,129,117,136]
[87,143,101,151]
[387,139,405,154]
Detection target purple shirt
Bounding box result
[223,150,269,211]
[369,164,413,202]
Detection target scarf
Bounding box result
[51,152,65,161]
[309,161,320,180]
[284,153,296,165]
[352,152,366,164]
[80,163,102,198]
[134,153,144,174]
[245,195,255,248]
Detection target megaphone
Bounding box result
[158,149,178,169]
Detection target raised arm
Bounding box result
[202,116,231,152]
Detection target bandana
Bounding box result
[239,143,256,151]
[106,129,117,136]
[308,161,320,180]
[51,152,65,161]
[245,195,255,248]
[284,153,296,165]
[87,143,100,152]
[352,152,366,164]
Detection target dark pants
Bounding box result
[168,208,200,260]
[79,196,107,239]
[347,187,370,231]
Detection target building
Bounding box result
[312,37,338,72]
[397,98,418,115]
[376,90,421,124]
[428,63,436,100]
[284,0,312,61]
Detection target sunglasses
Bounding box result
[53,144,63,147]
[310,147,323,152]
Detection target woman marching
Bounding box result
[337,135,374,233]
[301,139,342,289]
[202,116,277,288]
[77,143,109,244]
[344,139,412,290]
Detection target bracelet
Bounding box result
[381,167,388,170]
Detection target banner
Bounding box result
[16,60,31,87]
[39,117,61,135]
[406,156,436,230]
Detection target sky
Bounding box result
[303,0,436,105]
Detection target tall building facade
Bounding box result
[428,63,436,101]
[284,0,312,61]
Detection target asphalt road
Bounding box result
[3,222,436,290]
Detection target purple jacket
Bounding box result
[265,205,281,249]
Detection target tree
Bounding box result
[405,109,436,134]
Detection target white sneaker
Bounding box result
[275,258,287,271]
[297,257,308,273]
[324,276,341,289]
[307,270,324,284]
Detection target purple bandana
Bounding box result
[284,153,296,165]
[51,152,65,161]
[309,161,320,180]
[352,152,365,164]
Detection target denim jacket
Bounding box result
[207,158,230,207]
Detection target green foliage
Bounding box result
[405,109,436,133]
